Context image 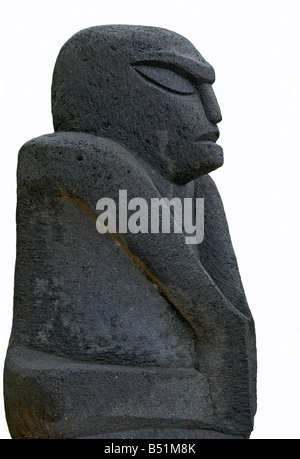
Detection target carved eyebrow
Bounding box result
[133,64,196,95]
[132,54,215,84]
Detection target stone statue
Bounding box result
[4,25,257,439]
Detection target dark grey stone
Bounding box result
[4,25,256,439]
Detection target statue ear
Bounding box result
[133,64,195,95]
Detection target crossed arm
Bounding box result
[18,131,256,430]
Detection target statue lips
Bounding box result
[183,128,223,179]
[194,129,220,143]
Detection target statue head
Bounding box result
[52,25,223,184]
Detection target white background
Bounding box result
[1,0,299,439]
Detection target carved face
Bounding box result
[52,25,223,184]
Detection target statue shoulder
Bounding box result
[18,131,135,169]
[17,132,157,204]
[17,132,146,184]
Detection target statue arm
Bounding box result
[18,132,252,339]
[18,132,256,428]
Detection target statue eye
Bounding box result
[134,65,195,95]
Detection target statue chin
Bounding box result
[167,142,224,185]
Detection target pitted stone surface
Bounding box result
[4,25,256,439]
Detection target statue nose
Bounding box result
[200,82,222,125]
